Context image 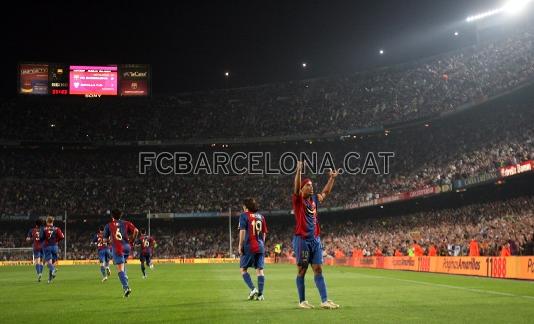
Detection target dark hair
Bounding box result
[243,197,259,213]
[111,209,122,219]
[141,228,147,235]
[35,219,43,227]
[99,225,104,231]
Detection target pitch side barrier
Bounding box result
[322,256,534,280]
[0,258,243,267]
[0,257,277,267]
[3,256,534,280]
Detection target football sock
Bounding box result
[242,272,255,290]
[296,276,305,302]
[314,274,328,303]
[118,271,129,289]
[258,275,265,294]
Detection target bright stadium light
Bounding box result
[379,49,384,55]
[504,0,533,15]
[224,71,230,77]
[454,31,459,36]
[302,62,307,68]
[466,8,503,22]
[466,0,532,22]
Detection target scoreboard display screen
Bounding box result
[19,63,149,97]
[19,64,49,95]
[120,64,150,96]
[49,64,69,95]
[69,65,118,96]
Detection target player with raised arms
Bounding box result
[103,209,139,297]
[293,161,340,309]
[238,197,268,301]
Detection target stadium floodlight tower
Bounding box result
[466,0,533,43]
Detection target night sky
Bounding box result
[4,0,506,97]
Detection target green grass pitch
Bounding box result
[1,263,534,323]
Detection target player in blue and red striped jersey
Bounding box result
[26,219,44,282]
[292,161,340,309]
[103,209,138,297]
[91,226,112,282]
[40,216,64,284]
[238,197,268,301]
[136,228,157,279]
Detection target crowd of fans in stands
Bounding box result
[1,196,533,260]
[1,29,533,141]
[320,196,534,258]
[1,98,533,215]
[1,27,534,262]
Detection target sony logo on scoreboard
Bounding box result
[123,71,148,78]
[85,94,102,98]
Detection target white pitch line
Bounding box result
[351,272,534,301]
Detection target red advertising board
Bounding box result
[499,160,534,177]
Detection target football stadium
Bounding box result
[2,1,534,323]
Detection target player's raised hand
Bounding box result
[329,168,340,178]
[296,160,304,170]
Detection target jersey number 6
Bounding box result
[115,229,123,241]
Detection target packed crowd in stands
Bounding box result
[1,196,533,261]
[1,26,534,262]
[1,29,533,141]
[320,196,534,258]
[1,97,533,215]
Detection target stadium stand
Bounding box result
[1,27,534,261]
[1,28,533,142]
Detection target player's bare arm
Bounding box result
[294,161,303,195]
[132,228,139,242]
[317,169,339,203]
[238,229,246,255]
